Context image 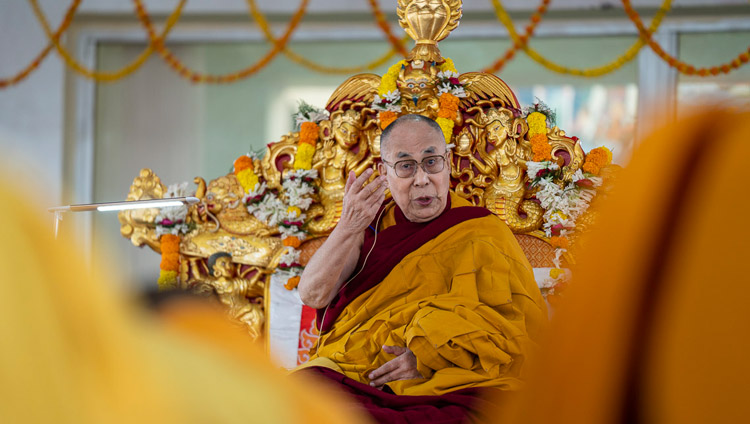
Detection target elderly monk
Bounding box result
[297,114,547,422]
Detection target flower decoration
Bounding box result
[435,70,466,98]
[527,112,553,162]
[378,110,398,130]
[243,167,318,291]
[158,233,180,290]
[292,101,328,170]
[582,146,613,175]
[374,60,406,129]
[539,267,571,305]
[527,160,602,270]
[155,182,193,237]
[436,91,461,143]
[234,153,261,194]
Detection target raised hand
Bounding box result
[368,345,424,389]
[337,168,387,234]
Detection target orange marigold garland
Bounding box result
[527,111,553,162]
[158,233,181,290]
[582,146,613,175]
[373,60,406,129]
[434,63,467,144]
[379,111,398,130]
[234,153,260,193]
[293,101,327,170]
[154,182,195,290]
[373,58,466,139]
[245,101,324,290]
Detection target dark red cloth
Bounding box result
[299,366,495,424]
[316,196,492,333]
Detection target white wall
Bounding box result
[0,0,67,204]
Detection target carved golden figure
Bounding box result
[461,107,543,233]
[201,252,265,340]
[307,107,376,234]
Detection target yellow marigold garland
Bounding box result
[134,0,307,83]
[490,0,673,78]
[1,0,81,89]
[247,0,407,75]
[293,121,319,170]
[527,112,553,161]
[438,57,458,74]
[158,233,180,290]
[549,268,565,280]
[29,0,185,83]
[622,0,749,76]
[378,60,406,96]
[233,155,260,193]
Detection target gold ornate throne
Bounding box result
[120,0,616,344]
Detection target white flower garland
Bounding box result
[372,90,402,113]
[243,169,319,290]
[293,103,329,129]
[435,70,468,98]
[526,161,602,238]
[155,182,192,236]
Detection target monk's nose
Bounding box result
[412,165,430,186]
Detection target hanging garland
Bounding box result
[28,0,185,83]
[158,234,180,290]
[246,0,408,75]
[133,0,309,84]
[239,103,325,290]
[365,0,410,57]
[526,102,554,161]
[0,0,81,89]
[6,0,750,89]
[489,0,673,77]
[481,0,551,74]
[622,0,750,76]
[154,182,194,290]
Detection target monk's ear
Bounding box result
[378,161,387,176]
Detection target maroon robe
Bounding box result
[300,197,498,423]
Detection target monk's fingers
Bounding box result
[369,360,420,387]
[343,171,357,194]
[349,169,374,195]
[362,178,387,202]
[369,358,398,382]
[382,345,408,356]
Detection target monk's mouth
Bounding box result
[414,196,434,207]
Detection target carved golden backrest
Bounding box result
[119,0,616,336]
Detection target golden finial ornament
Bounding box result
[397,0,462,64]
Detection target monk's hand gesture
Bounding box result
[338,169,387,234]
[368,345,423,389]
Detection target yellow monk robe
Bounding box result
[305,192,548,396]
[495,109,750,423]
[0,175,369,424]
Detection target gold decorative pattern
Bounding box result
[397,0,462,63]
[120,0,616,339]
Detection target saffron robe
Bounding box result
[303,192,548,397]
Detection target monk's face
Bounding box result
[378,121,451,223]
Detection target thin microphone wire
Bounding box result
[314,202,391,352]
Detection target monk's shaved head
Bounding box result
[380,114,445,161]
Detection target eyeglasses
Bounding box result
[381,152,449,178]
